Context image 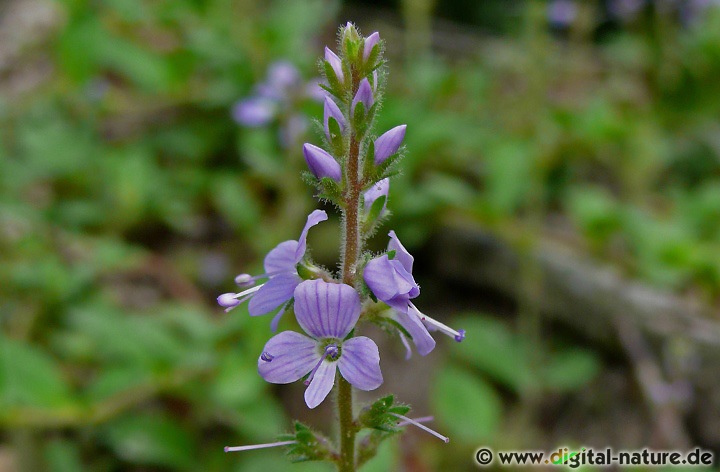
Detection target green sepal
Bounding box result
[317,176,343,206]
[352,102,367,137]
[322,60,342,94]
[386,249,396,260]
[366,194,386,221]
[362,140,376,180]
[278,421,332,463]
[358,394,411,432]
[343,36,360,67]
[328,118,345,156]
[296,263,316,280]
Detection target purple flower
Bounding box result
[323,96,346,141]
[258,279,383,409]
[256,61,301,100]
[363,231,465,357]
[217,210,328,331]
[352,78,374,115]
[303,143,342,182]
[232,97,277,127]
[363,32,380,62]
[325,47,344,85]
[374,125,406,165]
[363,178,389,215]
[547,0,577,28]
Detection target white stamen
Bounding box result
[391,413,449,443]
[224,440,295,453]
[232,284,263,300]
[410,303,465,342]
[397,415,433,427]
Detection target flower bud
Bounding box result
[363,178,389,215]
[303,143,342,182]
[324,47,344,85]
[323,96,346,140]
[363,32,380,62]
[351,78,374,115]
[374,125,406,165]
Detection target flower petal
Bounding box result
[338,336,383,391]
[396,305,436,356]
[304,360,336,409]
[249,273,300,316]
[388,230,414,274]
[258,331,319,384]
[264,240,299,274]
[363,256,417,309]
[295,209,328,263]
[294,280,361,339]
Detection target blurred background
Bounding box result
[2,0,720,470]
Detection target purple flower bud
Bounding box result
[325,47,344,85]
[363,32,380,62]
[217,293,240,309]
[351,78,374,115]
[303,143,342,182]
[232,98,276,127]
[324,96,346,140]
[374,125,406,165]
[363,178,389,214]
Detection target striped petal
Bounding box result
[338,336,383,390]
[248,273,300,316]
[294,280,361,339]
[304,360,336,409]
[264,240,298,274]
[295,209,328,263]
[258,331,319,384]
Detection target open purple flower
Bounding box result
[363,231,464,357]
[217,210,328,331]
[258,280,383,409]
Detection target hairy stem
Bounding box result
[337,70,363,472]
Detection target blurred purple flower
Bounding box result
[232,60,323,147]
[548,0,577,28]
[258,279,383,408]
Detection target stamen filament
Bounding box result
[410,303,465,342]
[224,440,296,453]
[391,413,449,443]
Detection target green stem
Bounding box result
[337,375,356,472]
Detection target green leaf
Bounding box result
[102,414,196,470]
[451,314,533,392]
[0,336,74,409]
[542,348,601,392]
[432,365,502,442]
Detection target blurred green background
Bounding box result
[2,0,720,470]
